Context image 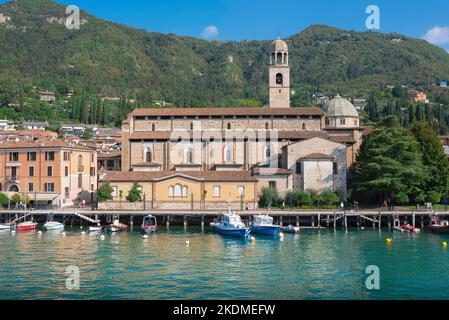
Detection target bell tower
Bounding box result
[269,37,290,108]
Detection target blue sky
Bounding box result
[2,0,449,50]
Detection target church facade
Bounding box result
[99,38,363,210]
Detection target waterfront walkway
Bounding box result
[0,208,447,228]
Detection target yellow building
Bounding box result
[99,171,257,210]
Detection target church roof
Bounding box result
[272,38,288,52]
[327,95,359,117]
[301,153,335,160]
[130,107,323,117]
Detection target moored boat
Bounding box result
[108,219,128,232]
[249,214,280,235]
[89,225,102,232]
[43,221,64,231]
[427,216,449,234]
[142,215,157,233]
[210,211,250,238]
[0,224,13,231]
[17,221,37,231]
[283,225,300,234]
[399,223,420,233]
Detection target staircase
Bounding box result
[74,212,100,224]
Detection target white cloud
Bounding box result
[200,25,218,40]
[423,26,449,45]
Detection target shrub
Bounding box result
[0,193,8,208]
[297,191,312,206]
[285,189,300,207]
[426,191,441,204]
[415,193,426,203]
[97,182,113,203]
[126,183,142,203]
[395,192,409,206]
[259,187,279,208]
[321,190,340,206]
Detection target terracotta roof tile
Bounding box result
[301,153,335,160]
[100,170,258,182]
[131,107,324,117]
[98,151,122,159]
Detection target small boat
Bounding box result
[142,215,157,233]
[210,210,250,238]
[89,225,102,232]
[399,223,420,233]
[17,221,37,231]
[250,214,280,235]
[43,221,64,231]
[108,219,128,232]
[283,225,300,234]
[427,216,449,234]
[0,224,13,231]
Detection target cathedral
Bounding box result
[99,38,363,210]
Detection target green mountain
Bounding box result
[1,0,449,107]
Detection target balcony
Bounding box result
[5,175,19,182]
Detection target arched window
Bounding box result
[265,122,269,130]
[182,186,188,197]
[302,123,306,130]
[224,145,233,163]
[325,118,330,126]
[227,123,231,130]
[77,155,83,172]
[152,123,155,131]
[276,73,283,85]
[284,53,288,64]
[184,146,193,163]
[145,148,152,162]
[277,52,283,64]
[174,184,182,197]
[169,186,174,197]
[264,145,271,162]
[190,122,194,131]
[9,185,19,192]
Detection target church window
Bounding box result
[264,145,271,162]
[276,73,283,85]
[152,123,155,131]
[227,123,231,130]
[277,52,283,64]
[173,184,182,197]
[302,123,306,130]
[182,186,188,197]
[224,145,233,162]
[190,122,194,131]
[145,148,152,162]
[296,161,302,174]
[354,119,358,126]
[184,146,193,163]
[325,118,330,126]
[340,118,346,125]
[169,186,174,197]
[265,122,269,130]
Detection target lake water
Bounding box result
[0,226,448,300]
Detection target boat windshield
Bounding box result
[144,216,156,226]
[254,215,273,225]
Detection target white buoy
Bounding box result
[11,230,15,235]
[279,232,284,238]
[100,235,105,240]
[250,236,256,241]
[361,227,365,230]
[185,240,190,245]
[81,231,85,235]
[61,232,66,237]
[38,231,42,235]
[80,226,83,230]
[143,235,149,240]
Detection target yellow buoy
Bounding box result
[443,241,448,248]
[386,238,392,244]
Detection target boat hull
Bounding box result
[283,226,300,234]
[143,226,157,233]
[427,226,449,234]
[250,225,280,235]
[108,225,127,232]
[17,223,37,231]
[44,222,64,231]
[211,224,250,238]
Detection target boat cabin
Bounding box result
[253,215,274,226]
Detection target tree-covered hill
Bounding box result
[1,0,449,107]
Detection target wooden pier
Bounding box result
[0,209,446,229]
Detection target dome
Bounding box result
[327,95,359,117]
[272,38,288,52]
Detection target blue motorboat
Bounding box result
[249,214,280,235]
[210,211,250,238]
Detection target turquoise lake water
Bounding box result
[0,226,448,300]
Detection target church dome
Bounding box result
[327,95,359,117]
[272,38,288,52]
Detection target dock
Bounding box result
[0,209,446,229]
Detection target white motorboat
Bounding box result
[43,221,64,231]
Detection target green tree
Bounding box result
[411,121,449,195]
[0,193,8,208]
[353,116,426,204]
[426,191,441,204]
[395,192,409,206]
[297,191,312,206]
[97,182,113,203]
[126,183,142,202]
[285,189,300,207]
[321,190,340,206]
[259,187,279,208]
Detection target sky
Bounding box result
[2,0,449,51]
